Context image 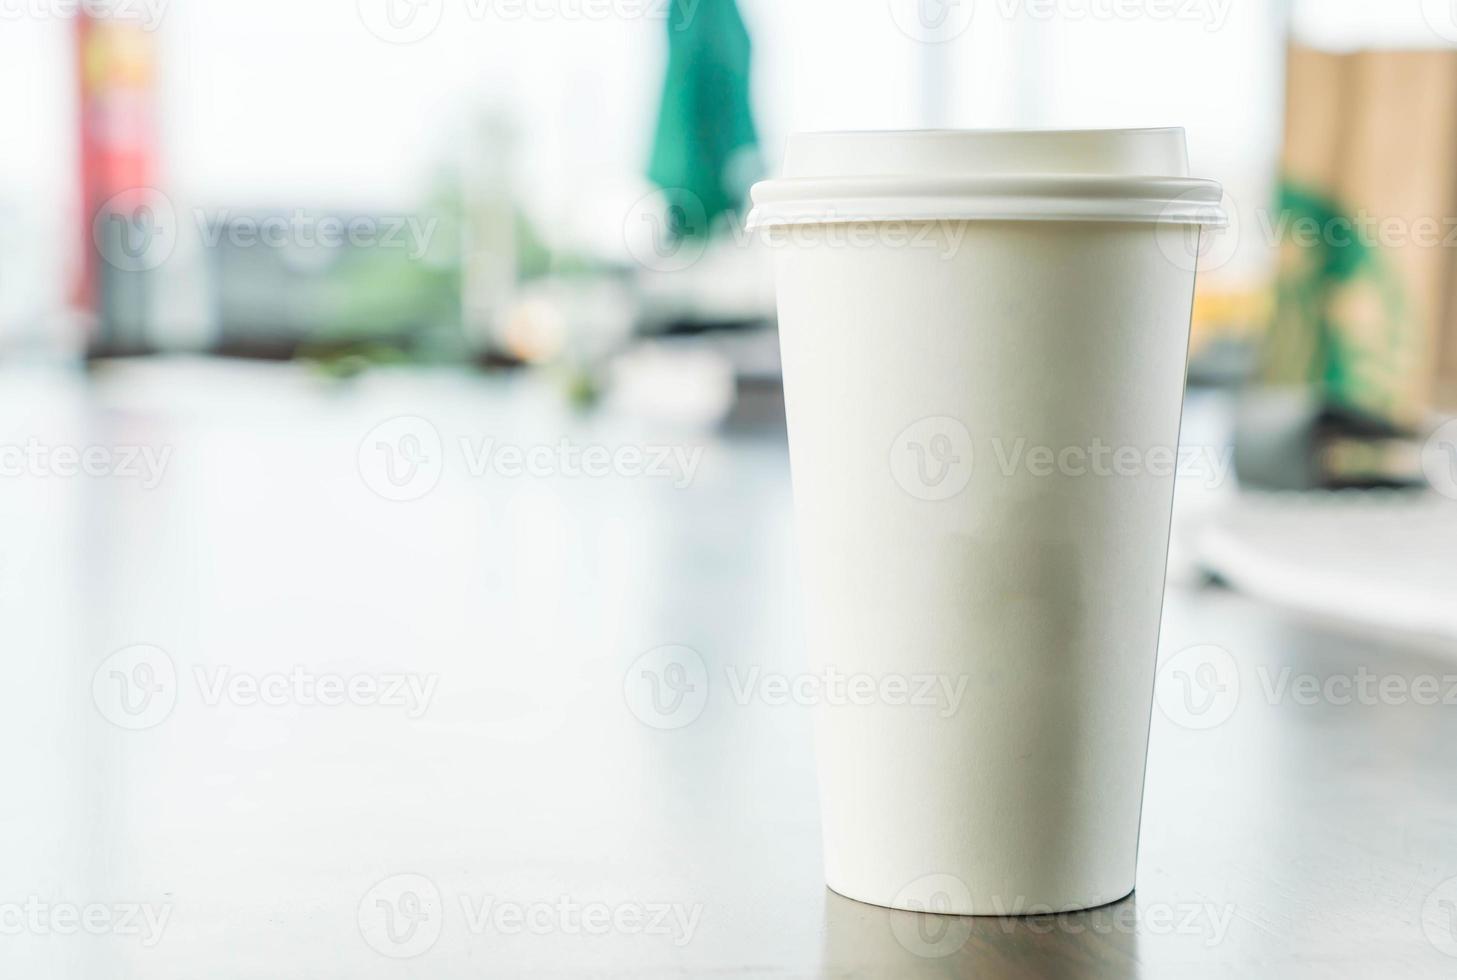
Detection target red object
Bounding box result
[73,14,159,315]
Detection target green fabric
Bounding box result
[647,0,760,238]
[1264,180,1412,424]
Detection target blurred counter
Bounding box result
[0,359,1453,978]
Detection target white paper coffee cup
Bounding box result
[748,129,1227,916]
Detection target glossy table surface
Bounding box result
[2,359,1455,979]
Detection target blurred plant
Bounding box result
[647,0,761,238]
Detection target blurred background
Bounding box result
[4,2,1457,975]
[2,0,1457,653]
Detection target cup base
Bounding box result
[825,877,1137,917]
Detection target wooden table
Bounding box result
[2,360,1454,978]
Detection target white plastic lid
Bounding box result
[747,128,1227,229]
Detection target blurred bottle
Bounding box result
[459,108,521,356]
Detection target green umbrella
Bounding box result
[647,0,761,240]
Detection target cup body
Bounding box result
[773,218,1198,914]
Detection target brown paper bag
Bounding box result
[1265,45,1457,427]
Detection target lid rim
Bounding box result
[794,125,1189,138]
[753,174,1224,198]
[747,175,1228,229]
[760,127,1225,227]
